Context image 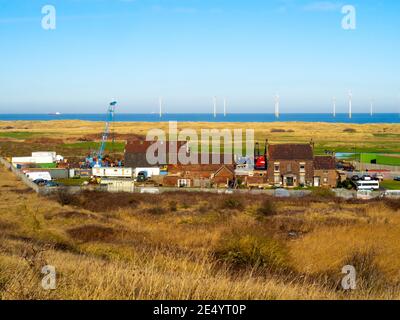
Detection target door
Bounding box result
[286,176,294,187]
[314,177,320,187]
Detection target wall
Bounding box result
[0,157,39,193]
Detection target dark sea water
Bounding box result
[0,113,400,124]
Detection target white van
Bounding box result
[25,171,52,181]
[355,180,379,191]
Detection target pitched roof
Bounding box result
[268,144,313,160]
[125,140,187,154]
[314,156,336,170]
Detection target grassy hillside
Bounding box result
[1,164,400,299]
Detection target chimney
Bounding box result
[310,139,315,150]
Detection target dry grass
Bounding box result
[1,164,400,300]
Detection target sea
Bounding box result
[0,113,400,124]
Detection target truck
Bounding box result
[92,167,133,178]
[134,168,160,179]
[25,171,52,181]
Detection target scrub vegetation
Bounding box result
[1,164,400,300]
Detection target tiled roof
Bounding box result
[314,156,336,170]
[268,144,313,160]
[125,140,187,154]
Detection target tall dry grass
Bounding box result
[1,164,400,300]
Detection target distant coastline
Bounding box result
[0,113,399,124]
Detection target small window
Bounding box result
[300,163,306,172]
[274,163,280,172]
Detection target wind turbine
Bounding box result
[333,97,337,118]
[213,96,217,118]
[223,98,227,117]
[370,99,374,116]
[159,97,163,118]
[348,91,352,119]
[274,94,280,119]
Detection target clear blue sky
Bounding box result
[0,0,399,113]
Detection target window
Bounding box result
[323,177,328,184]
[300,162,306,173]
[274,162,280,173]
[178,179,190,188]
[299,175,305,185]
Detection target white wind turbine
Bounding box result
[159,97,163,118]
[370,99,374,116]
[213,96,217,118]
[274,94,280,119]
[348,91,352,119]
[333,97,337,118]
[223,98,227,117]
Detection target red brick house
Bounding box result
[313,156,338,187]
[163,163,234,188]
[267,143,314,187]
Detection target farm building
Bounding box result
[267,143,314,187]
[313,156,338,187]
[163,163,235,188]
[124,139,187,168]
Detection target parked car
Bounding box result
[351,175,360,181]
[372,174,384,181]
[33,179,47,186]
[361,175,372,181]
[45,181,59,187]
[394,176,400,182]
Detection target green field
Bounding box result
[381,180,400,190]
[0,132,38,139]
[61,141,126,152]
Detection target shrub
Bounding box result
[215,234,289,271]
[257,199,277,216]
[343,249,386,290]
[343,128,357,133]
[221,197,244,210]
[147,206,166,215]
[311,188,336,199]
[168,201,178,212]
[55,188,75,206]
[384,199,400,211]
[270,128,286,133]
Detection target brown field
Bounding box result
[2,163,400,299]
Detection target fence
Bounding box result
[0,157,40,193]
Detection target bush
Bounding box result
[221,197,244,210]
[55,188,75,206]
[343,128,357,133]
[257,199,277,216]
[270,128,286,133]
[343,249,386,290]
[168,201,178,212]
[311,188,336,199]
[215,234,289,271]
[384,199,400,211]
[147,206,166,215]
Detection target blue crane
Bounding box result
[88,101,117,168]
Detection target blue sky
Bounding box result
[0,0,399,113]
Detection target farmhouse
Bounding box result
[124,139,187,168]
[163,163,235,188]
[313,156,338,187]
[267,143,314,187]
